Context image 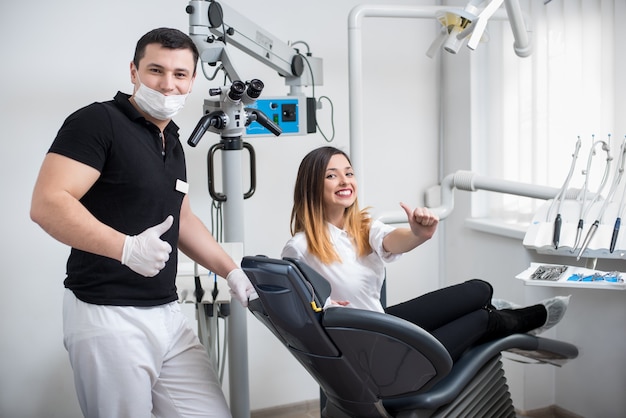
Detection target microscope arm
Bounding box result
[188,32,243,82]
[186,0,322,87]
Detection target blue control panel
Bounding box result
[245,97,302,136]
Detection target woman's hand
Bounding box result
[382,203,439,254]
[322,297,350,310]
[400,202,439,240]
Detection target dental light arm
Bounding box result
[463,0,532,56]
[466,0,503,51]
[350,2,532,204]
[502,0,532,57]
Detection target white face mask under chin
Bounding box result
[133,79,190,121]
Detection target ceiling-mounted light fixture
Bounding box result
[427,9,482,57]
[427,0,530,58]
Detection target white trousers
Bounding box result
[63,289,231,418]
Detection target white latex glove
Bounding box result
[226,268,256,307]
[121,216,173,277]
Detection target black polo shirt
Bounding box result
[49,92,186,306]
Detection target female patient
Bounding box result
[281,146,569,361]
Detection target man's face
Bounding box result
[130,43,195,96]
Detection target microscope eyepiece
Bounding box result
[246,79,264,99]
[228,80,246,101]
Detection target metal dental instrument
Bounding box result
[610,214,621,253]
[548,137,581,249]
[577,135,625,260]
[610,136,626,253]
[571,136,612,252]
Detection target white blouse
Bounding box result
[281,220,400,313]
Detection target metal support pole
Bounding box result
[222,144,250,418]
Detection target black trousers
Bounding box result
[385,279,493,361]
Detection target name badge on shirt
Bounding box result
[176,179,189,194]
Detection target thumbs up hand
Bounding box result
[121,216,174,277]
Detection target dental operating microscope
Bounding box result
[184,1,323,416]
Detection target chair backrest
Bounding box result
[244,255,338,356]
[242,255,454,417]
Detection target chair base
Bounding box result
[322,354,515,418]
[397,355,515,418]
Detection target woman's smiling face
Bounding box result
[323,153,357,223]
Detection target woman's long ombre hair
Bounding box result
[289,146,372,264]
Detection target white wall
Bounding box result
[0,0,442,416]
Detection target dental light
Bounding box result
[428,8,483,57]
[427,0,531,58]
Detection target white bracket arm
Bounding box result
[377,170,575,224]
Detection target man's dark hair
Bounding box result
[133,27,200,74]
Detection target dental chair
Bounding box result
[242,255,578,418]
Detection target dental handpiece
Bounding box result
[572,138,611,251]
[575,135,623,256]
[610,138,626,253]
[572,219,584,251]
[610,217,620,253]
[553,214,562,249]
[551,137,582,250]
[577,220,599,260]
